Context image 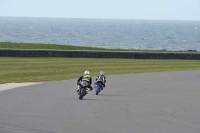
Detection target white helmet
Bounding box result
[84,70,90,75]
[100,71,104,75]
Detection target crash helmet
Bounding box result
[100,71,104,75]
[84,70,90,75]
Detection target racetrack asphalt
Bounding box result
[0,70,200,133]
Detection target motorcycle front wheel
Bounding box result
[95,84,101,95]
[79,88,86,100]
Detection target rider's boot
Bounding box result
[86,88,91,94]
[101,85,104,90]
[76,86,80,94]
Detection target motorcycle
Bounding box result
[94,80,104,95]
[77,81,90,100]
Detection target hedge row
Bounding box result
[0,49,199,60]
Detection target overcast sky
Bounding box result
[0,0,199,20]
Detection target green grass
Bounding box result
[0,42,196,52]
[0,57,200,84]
[0,42,108,51]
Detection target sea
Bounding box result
[0,16,200,51]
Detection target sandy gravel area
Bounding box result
[0,82,42,92]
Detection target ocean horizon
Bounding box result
[0,16,200,51]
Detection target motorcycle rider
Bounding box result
[95,71,106,90]
[77,70,93,93]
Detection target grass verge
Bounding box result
[0,57,200,84]
[0,42,196,52]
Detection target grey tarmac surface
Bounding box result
[0,70,200,133]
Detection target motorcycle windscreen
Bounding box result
[80,81,88,87]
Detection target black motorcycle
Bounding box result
[78,81,89,100]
